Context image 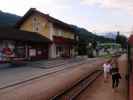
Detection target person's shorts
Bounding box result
[104,72,107,78]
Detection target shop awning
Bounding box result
[0,27,51,43]
[53,36,76,45]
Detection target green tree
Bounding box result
[116,32,127,50]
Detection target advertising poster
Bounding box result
[29,49,36,56]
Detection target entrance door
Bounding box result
[28,43,48,60]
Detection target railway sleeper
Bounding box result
[52,70,102,100]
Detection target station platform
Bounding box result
[0,54,127,100]
[130,75,133,100]
[77,54,128,100]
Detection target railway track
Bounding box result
[0,58,101,90]
[52,70,102,100]
[29,58,97,69]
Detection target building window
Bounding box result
[35,27,39,32]
[32,17,41,32]
[14,46,25,58]
[56,46,62,55]
[33,17,37,21]
[55,29,63,36]
[29,49,36,57]
[59,30,63,36]
[37,49,42,55]
[14,42,25,58]
[76,35,79,41]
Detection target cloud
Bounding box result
[0,0,73,15]
[80,0,133,15]
[0,0,132,36]
[87,23,132,36]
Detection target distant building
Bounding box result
[15,8,78,59]
[103,32,117,39]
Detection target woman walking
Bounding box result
[111,55,121,92]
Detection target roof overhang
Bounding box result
[53,36,76,45]
[0,27,52,43]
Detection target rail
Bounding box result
[52,70,102,100]
[0,59,99,90]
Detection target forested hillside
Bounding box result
[72,25,115,43]
[0,10,20,27]
[0,10,114,43]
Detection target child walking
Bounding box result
[103,60,112,82]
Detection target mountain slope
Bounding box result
[0,10,115,43]
[0,10,21,27]
[72,25,115,43]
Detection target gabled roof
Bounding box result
[0,27,51,43]
[15,8,75,33]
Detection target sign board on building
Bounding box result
[29,49,36,56]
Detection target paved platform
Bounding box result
[77,54,128,100]
[0,58,106,100]
[0,57,102,90]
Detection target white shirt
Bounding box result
[103,63,111,73]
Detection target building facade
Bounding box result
[16,8,77,59]
[0,27,51,62]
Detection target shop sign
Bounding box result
[38,50,42,55]
[29,49,36,56]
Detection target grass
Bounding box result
[98,53,112,59]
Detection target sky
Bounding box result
[0,0,133,37]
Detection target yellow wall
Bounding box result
[64,31,74,39]
[20,13,50,38]
[54,28,74,39]
[20,13,75,40]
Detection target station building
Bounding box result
[15,8,77,59]
[0,27,51,62]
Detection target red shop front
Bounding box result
[53,36,75,58]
